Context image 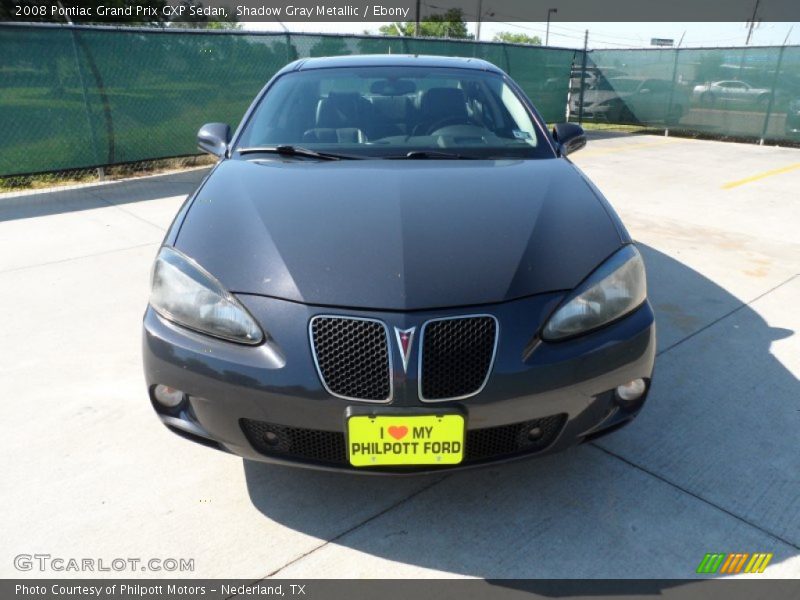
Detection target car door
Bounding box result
[726,81,750,105]
[714,81,735,103]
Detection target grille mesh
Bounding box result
[241,414,566,468]
[311,317,391,401]
[465,415,567,461]
[420,316,497,400]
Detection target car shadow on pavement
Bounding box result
[243,244,798,580]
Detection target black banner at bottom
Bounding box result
[3,579,800,600]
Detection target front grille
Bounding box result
[241,414,566,468]
[420,316,498,401]
[310,316,391,402]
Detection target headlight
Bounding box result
[149,246,264,345]
[542,245,646,341]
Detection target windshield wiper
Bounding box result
[237,145,359,160]
[386,150,476,160]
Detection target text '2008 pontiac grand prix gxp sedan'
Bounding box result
[142,55,655,473]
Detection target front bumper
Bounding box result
[142,292,656,473]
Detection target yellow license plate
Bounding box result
[347,414,465,467]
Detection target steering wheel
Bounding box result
[424,116,472,135]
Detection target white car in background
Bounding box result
[692,80,771,107]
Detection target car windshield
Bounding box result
[234,66,554,159]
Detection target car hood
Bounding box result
[175,158,624,311]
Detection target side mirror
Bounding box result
[552,122,587,156]
[197,122,230,157]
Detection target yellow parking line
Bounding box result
[578,139,681,157]
[722,162,800,189]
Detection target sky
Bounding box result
[241,21,800,49]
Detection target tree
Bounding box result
[493,32,542,45]
[379,9,473,39]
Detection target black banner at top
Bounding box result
[2,0,800,23]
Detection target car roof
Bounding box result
[278,54,504,75]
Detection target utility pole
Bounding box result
[745,0,760,45]
[577,30,589,125]
[476,0,483,41]
[415,0,420,36]
[546,8,558,46]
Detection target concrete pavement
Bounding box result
[1,135,798,579]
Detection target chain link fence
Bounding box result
[2,22,799,192]
[574,46,800,143]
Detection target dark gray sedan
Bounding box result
[142,55,655,473]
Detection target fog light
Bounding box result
[616,379,646,403]
[154,385,185,408]
[527,426,543,442]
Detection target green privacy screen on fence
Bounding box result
[0,24,577,176]
[1,26,296,175]
[2,23,800,177]
[584,46,800,140]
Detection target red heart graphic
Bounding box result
[388,426,408,440]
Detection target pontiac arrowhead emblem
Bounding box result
[394,327,416,374]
